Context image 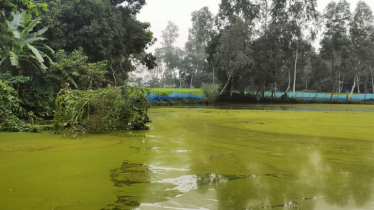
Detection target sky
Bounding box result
[137,0,374,52]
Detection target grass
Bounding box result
[148,88,203,96]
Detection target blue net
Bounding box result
[147,92,202,102]
[266,92,374,100]
[147,91,374,102]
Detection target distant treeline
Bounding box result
[148,0,374,101]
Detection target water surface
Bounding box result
[1,104,374,210]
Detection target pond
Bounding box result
[1,104,374,210]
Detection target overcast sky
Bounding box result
[137,0,374,52]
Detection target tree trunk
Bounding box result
[274,82,277,98]
[293,48,298,98]
[371,67,374,94]
[338,70,341,93]
[365,74,368,101]
[213,67,215,84]
[230,80,234,98]
[335,65,339,99]
[271,84,274,98]
[285,68,291,93]
[190,73,194,88]
[357,74,360,93]
[340,76,344,93]
[219,75,232,96]
[330,56,335,100]
[348,75,356,100]
[305,79,308,91]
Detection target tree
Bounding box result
[48,48,108,90]
[0,0,48,16]
[40,0,155,84]
[350,1,373,98]
[320,0,351,100]
[184,7,214,87]
[271,0,318,98]
[217,0,259,27]
[155,21,183,87]
[214,18,252,98]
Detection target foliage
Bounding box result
[0,9,52,75]
[0,0,48,16]
[41,0,155,84]
[192,72,214,88]
[48,48,108,90]
[0,79,37,132]
[201,83,219,104]
[183,7,214,87]
[214,18,252,96]
[154,21,183,87]
[54,86,151,134]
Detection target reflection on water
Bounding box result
[105,161,292,210]
[102,107,374,210]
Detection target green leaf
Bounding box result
[37,27,48,35]
[26,43,44,63]
[9,51,19,67]
[20,36,46,44]
[42,44,55,54]
[21,19,40,38]
[23,11,32,26]
[9,11,21,34]
[0,57,6,66]
[40,51,54,65]
[68,77,79,89]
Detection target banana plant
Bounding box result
[0,10,53,73]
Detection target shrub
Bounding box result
[201,83,219,104]
[54,86,151,134]
[0,79,38,132]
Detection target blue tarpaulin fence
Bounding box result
[147,92,202,102]
[264,92,374,100]
[147,91,374,102]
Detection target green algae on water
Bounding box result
[1,104,374,210]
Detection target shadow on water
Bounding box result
[110,161,151,187]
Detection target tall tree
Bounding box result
[350,1,373,97]
[271,0,318,98]
[320,0,351,100]
[184,7,214,88]
[214,18,252,98]
[156,21,182,87]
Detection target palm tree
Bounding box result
[0,10,53,74]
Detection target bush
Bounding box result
[0,79,38,132]
[201,83,219,104]
[54,86,151,134]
